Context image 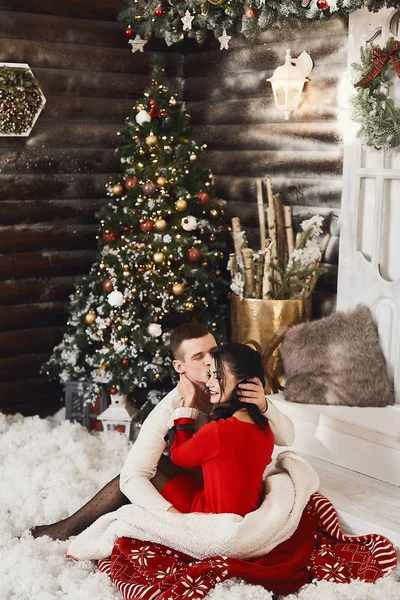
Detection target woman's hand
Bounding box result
[237,377,268,413]
[177,372,196,408]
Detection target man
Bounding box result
[32,324,294,539]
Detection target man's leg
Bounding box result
[31,475,129,541]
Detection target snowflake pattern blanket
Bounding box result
[67,452,398,598]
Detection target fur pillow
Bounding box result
[280,305,395,407]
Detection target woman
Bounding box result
[161,343,274,516]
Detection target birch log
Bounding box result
[254,251,265,299]
[256,179,266,250]
[242,247,255,298]
[262,240,273,299]
[283,205,295,256]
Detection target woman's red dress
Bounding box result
[161,415,274,516]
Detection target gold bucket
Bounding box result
[230,295,312,393]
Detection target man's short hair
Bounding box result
[170,323,211,360]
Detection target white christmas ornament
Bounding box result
[147,323,162,338]
[135,110,152,126]
[181,216,198,231]
[107,290,125,307]
[129,37,147,54]
[218,29,231,51]
[181,10,194,31]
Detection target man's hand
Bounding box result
[177,372,196,408]
[237,377,268,413]
[167,506,181,513]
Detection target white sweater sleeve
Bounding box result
[264,396,295,447]
[120,389,197,512]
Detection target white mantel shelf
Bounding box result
[270,394,400,486]
[270,394,400,548]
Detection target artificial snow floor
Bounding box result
[1,413,399,600]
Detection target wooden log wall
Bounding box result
[184,19,346,318]
[0,2,183,417]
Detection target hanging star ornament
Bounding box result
[129,37,147,53]
[181,10,194,31]
[218,29,231,51]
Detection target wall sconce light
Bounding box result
[267,49,313,120]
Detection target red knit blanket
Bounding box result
[98,492,398,599]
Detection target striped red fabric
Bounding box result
[98,492,398,598]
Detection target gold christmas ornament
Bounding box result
[169,97,177,106]
[111,184,123,195]
[145,134,158,146]
[172,282,185,296]
[175,198,188,212]
[210,209,219,218]
[189,154,197,162]
[156,176,167,186]
[85,311,96,325]
[153,252,165,264]
[184,301,194,311]
[123,270,131,277]
[155,218,167,231]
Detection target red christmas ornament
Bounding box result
[316,0,329,9]
[125,177,138,190]
[110,387,118,395]
[197,191,209,205]
[125,27,134,37]
[140,219,154,233]
[142,182,157,196]
[102,229,118,243]
[244,5,257,18]
[160,110,167,117]
[209,234,216,243]
[122,358,129,366]
[149,99,161,118]
[103,279,113,293]
[123,226,130,232]
[154,5,165,17]
[186,247,202,263]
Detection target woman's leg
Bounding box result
[31,475,129,541]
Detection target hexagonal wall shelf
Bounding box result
[0,62,46,136]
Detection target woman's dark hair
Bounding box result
[211,343,268,430]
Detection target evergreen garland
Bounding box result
[119,0,363,46]
[350,40,400,150]
[0,66,44,135]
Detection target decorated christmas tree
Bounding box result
[43,68,230,415]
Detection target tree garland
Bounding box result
[0,66,45,135]
[119,0,364,48]
[349,38,400,150]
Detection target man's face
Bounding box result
[173,333,217,384]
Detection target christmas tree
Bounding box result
[43,68,230,415]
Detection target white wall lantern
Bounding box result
[97,392,138,440]
[267,49,313,120]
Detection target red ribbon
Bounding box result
[149,99,161,117]
[354,41,400,88]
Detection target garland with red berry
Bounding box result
[119,0,371,49]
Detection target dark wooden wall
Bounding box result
[184,19,346,317]
[0,1,183,417]
[0,5,346,417]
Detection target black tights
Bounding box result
[31,455,185,541]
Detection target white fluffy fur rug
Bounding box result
[1,413,399,600]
